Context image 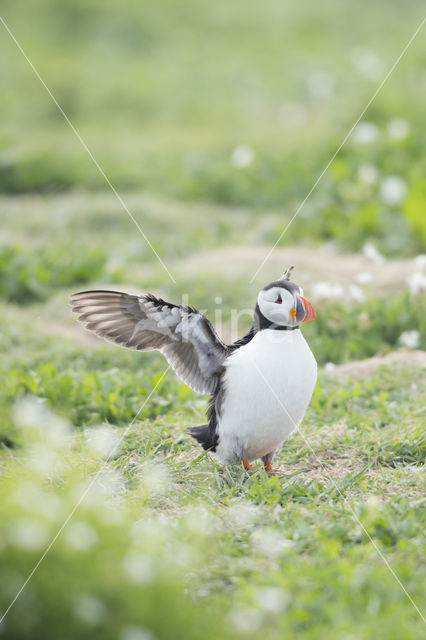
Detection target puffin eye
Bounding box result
[275,293,282,304]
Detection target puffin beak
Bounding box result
[298,295,316,322]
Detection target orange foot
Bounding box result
[241,458,253,470]
[264,462,277,475]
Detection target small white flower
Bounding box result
[184,505,216,536]
[398,331,420,349]
[64,521,99,551]
[254,587,288,614]
[85,425,120,458]
[312,282,345,299]
[14,485,64,521]
[355,271,372,284]
[251,528,293,558]
[28,443,61,477]
[139,464,170,497]
[414,254,426,269]
[121,627,156,640]
[306,70,334,98]
[230,145,255,168]
[380,175,407,205]
[13,397,70,446]
[9,520,48,550]
[348,284,366,303]
[357,163,378,184]
[279,102,308,128]
[366,495,381,511]
[408,271,426,296]
[122,553,155,584]
[73,594,108,625]
[363,243,385,264]
[93,470,126,496]
[350,47,384,81]
[226,501,259,530]
[387,118,410,140]
[352,122,379,144]
[324,362,336,373]
[229,607,262,634]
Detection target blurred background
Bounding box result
[0,2,425,639]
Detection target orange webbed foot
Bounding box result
[241,458,253,470]
[264,462,277,475]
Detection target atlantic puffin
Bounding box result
[70,266,317,472]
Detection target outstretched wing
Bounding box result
[70,290,229,394]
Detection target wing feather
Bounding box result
[70,289,228,393]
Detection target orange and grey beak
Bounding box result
[296,295,316,323]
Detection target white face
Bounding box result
[257,286,299,326]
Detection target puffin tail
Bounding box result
[185,425,216,451]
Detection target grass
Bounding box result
[0,359,424,639]
[1,0,426,254]
[0,1,425,637]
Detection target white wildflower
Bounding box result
[398,331,420,349]
[312,282,345,299]
[122,553,155,584]
[230,145,254,168]
[387,118,410,140]
[254,587,288,614]
[251,528,293,558]
[306,70,334,98]
[229,607,262,634]
[226,501,259,530]
[380,175,406,206]
[414,254,426,269]
[28,443,62,477]
[13,397,70,446]
[348,284,366,303]
[139,464,170,497]
[64,521,99,551]
[13,484,64,521]
[324,362,336,373]
[85,425,120,458]
[184,505,216,536]
[279,101,308,128]
[357,163,378,184]
[355,271,372,284]
[350,47,384,81]
[352,122,379,144]
[408,271,426,296]
[363,243,385,264]
[9,520,48,550]
[121,627,157,640]
[93,470,125,496]
[366,495,381,511]
[73,594,108,625]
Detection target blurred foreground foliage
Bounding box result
[0,394,424,640]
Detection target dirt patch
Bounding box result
[175,245,418,296]
[323,349,426,378]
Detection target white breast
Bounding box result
[215,329,317,462]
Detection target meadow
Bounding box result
[0,1,425,638]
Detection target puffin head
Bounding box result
[255,265,316,330]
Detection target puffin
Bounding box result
[70,266,317,472]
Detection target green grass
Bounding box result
[1,0,426,253]
[0,359,424,640]
[1,1,425,637]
